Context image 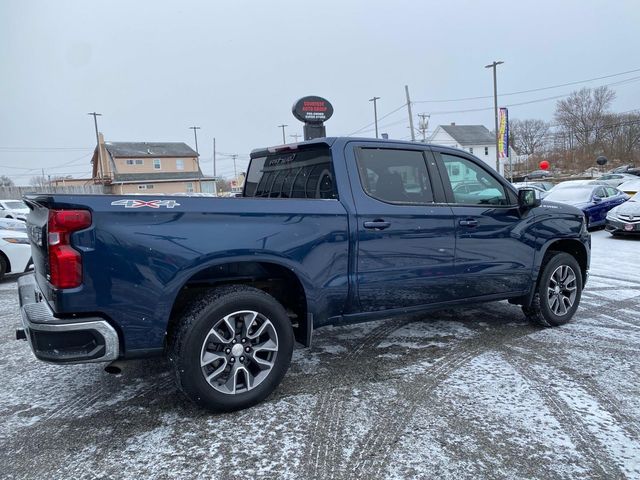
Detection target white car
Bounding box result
[0,199,29,221]
[617,179,640,196]
[0,218,32,280]
[595,173,638,187]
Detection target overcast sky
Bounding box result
[1,0,639,183]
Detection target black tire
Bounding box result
[522,252,583,327]
[0,255,6,280]
[168,285,294,412]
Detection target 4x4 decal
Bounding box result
[111,199,181,209]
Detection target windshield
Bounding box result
[545,187,593,203]
[3,201,26,209]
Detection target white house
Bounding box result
[429,123,515,176]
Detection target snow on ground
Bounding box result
[0,229,639,479]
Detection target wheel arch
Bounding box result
[541,239,588,285]
[517,238,588,308]
[165,258,313,348]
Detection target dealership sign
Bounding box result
[292,96,334,124]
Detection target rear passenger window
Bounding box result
[355,148,434,204]
[244,147,337,199]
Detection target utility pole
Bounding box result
[188,126,201,153]
[213,138,216,178]
[418,113,430,142]
[290,133,301,143]
[485,60,504,172]
[278,125,287,144]
[87,112,103,180]
[405,85,416,141]
[231,154,238,190]
[369,96,381,139]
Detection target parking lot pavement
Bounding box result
[0,229,639,479]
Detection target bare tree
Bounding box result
[510,118,550,155]
[0,175,14,187]
[554,86,616,149]
[602,112,640,163]
[29,176,47,187]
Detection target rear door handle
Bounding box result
[364,220,391,230]
[458,218,478,227]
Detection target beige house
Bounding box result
[91,133,216,194]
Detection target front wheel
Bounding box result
[169,285,294,412]
[522,252,583,327]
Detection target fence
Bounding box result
[0,185,106,200]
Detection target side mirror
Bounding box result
[518,188,540,208]
[593,196,602,203]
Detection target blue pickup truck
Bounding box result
[18,137,590,411]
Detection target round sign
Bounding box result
[292,96,334,124]
[539,160,550,170]
[596,155,608,166]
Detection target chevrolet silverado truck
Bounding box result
[17,137,590,411]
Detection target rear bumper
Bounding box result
[17,275,119,364]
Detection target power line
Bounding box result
[413,67,640,104]
[346,103,407,136]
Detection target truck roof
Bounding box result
[250,137,446,158]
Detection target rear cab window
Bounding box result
[244,146,337,199]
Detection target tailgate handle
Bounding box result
[459,218,478,227]
[364,220,391,230]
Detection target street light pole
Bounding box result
[88,112,103,180]
[369,96,380,139]
[485,60,504,173]
[188,126,201,154]
[278,124,288,144]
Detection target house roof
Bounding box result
[104,142,198,158]
[439,125,494,146]
[112,171,204,183]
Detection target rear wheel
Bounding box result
[169,285,294,412]
[523,252,583,327]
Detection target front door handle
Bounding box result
[458,218,478,227]
[364,220,391,230]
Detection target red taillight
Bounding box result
[47,209,91,289]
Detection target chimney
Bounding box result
[450,122,456,126]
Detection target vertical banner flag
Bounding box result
[498,107,509,158]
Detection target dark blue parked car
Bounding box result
[544,184,629,228]
[17,137,590,411]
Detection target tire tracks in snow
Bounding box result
[299,316,416,480]
[345,293,640,478]
[343,320,537,478]
[505,358,627,479]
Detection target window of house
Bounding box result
[135,159,144,165]
[484,147,489,156]
[137,184,154,190]
[355,148,434,204]
[153,159,161,170]
[441,153,508,206]
[186,182,194,193]
[176,159,184,170]
[469,147,474,154]
[126,159,134,165]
